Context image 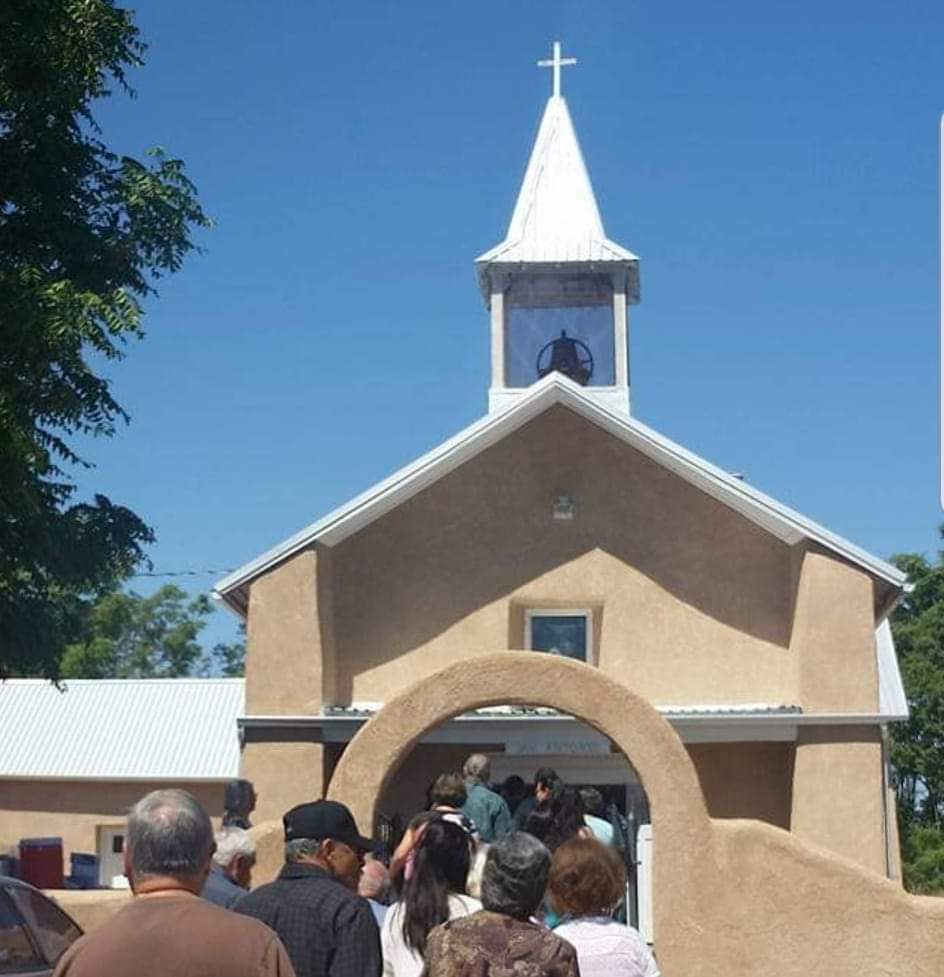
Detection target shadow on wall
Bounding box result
[330,406,795,701]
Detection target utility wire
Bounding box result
[129,568,235,579]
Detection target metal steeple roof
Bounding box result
[476,92,640,301]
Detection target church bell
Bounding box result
[536,330,595,386]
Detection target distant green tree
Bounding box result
[0,1,209,678]
[890,527,944,893]
[58,585,246,678]
[900,825,944,895]
[60,585,212,678]
[210,623,247,678]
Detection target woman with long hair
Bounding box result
[381,817,481,977]
[525,786,590,852]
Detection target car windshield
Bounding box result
[0,891,42,974]
[7,887,81,967]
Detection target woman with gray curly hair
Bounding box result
[422,833,578,977]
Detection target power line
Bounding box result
[129,568,235,579]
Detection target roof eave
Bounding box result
[474,246,641,306]
[214,375,906,608]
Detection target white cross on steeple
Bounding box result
[537,41,577,98]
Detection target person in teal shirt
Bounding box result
[460,754,513,842]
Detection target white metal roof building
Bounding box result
[0,678,244,781]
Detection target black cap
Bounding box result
[283,800,373,851]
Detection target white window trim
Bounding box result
[524,608,593,664]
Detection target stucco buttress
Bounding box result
[243,546,336,821]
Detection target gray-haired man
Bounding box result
[461,753,513,842]
[203,825,257,908]
[53,789,295,977]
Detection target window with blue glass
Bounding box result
[505,274,614,388]
[526,611,591,663]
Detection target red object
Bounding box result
[19,837,64,889]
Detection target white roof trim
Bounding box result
[876,619,909,718]
[215,373,905,607]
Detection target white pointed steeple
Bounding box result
[476,44,639,302]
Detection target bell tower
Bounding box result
[475,42,640,416]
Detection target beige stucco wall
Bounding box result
[245,546,332,715]
[687,741,794,828]
[239,404,891,873]
[791,724,887,875]
[790,546,878,712]
[331,406,796,706]
[707,819,944,977]
[0,779,225,864]
[240,411,887,723]
[242,545,336,821]
[241,739,326,824]
[46,889,130,933]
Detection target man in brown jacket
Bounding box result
[53,789,295,977]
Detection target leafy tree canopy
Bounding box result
[890,527,944,893]
[60,584,245,678]
[0,1,209,678]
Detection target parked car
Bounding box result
[0,876,82,975]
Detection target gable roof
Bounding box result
[0,678,243,781]
[475,95,639,302]
[214,372,906,615]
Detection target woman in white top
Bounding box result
[381,817,481,977]
[548,837,660,977]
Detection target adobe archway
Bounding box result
[327,652,713,969]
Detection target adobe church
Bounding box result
[218,41,908,874]
[213,43,944,975]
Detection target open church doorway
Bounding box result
[490,745,653,941]
[328,652,714,970]
[359,707,655,942]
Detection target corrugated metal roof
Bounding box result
[0,679,243,780]
[475,95,640,301]
[321,702,803,719]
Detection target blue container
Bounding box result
[69,853,98,889]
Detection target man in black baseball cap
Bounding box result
[237,800,380,977]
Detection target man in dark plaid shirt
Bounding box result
[237,800,381,977]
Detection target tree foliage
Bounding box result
[890,528,944,893]
[60,584,245,678]
[0,1,209,678]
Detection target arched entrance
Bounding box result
[327,652,713,967]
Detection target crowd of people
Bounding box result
[52,754,659,977]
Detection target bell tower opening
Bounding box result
[505,272,615,388]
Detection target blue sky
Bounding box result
[78,1,942,647]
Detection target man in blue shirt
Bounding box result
[460,753,513,842]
